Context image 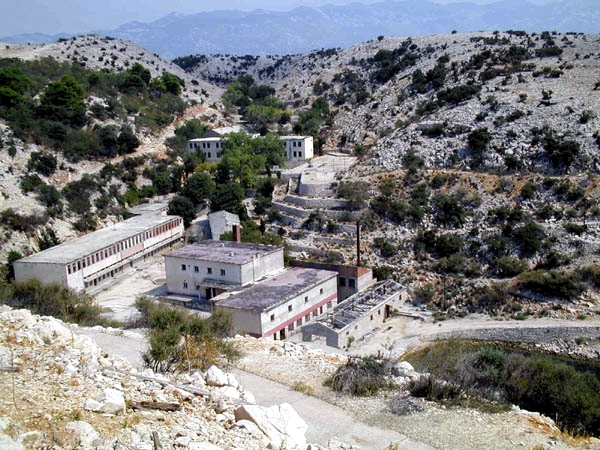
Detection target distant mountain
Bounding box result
[2,0,599,58]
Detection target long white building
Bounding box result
[14,214,184,291]
[187,129,314,164]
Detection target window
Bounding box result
[196,285,201,290]
[194,266,199,273]
[288,305,293,312]
[304,296,308,303]
[270,314,275,322]
[349,279,356,288]
[181,264,186,271]
[183,280,188,289]
[207,267,212,274]
[339,277,346,287]
[319,288,323,294]
[220,269,226,276]
[298,152,302,158]
[67,266,71,274]
[296,319,302,327]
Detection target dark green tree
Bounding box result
[168,196,196,227]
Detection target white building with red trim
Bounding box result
[164,240,338,340]
[14,213,183,292]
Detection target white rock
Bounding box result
[234,403,307,449]
[84,388,126,415]
[205,366,228,386]
[240,390,256,404]
[0,434,23,450]
[65,421,100,447]
[225,373,240,389]
[392,361,417,378]
[211,386,240,402]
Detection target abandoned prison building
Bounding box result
[164,238,407,344]
[13,207,184,293]
[302,280,408,349]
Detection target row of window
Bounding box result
[269,288,326,322]
[290,141,303,147]
[181,264,226,276]
[204,151,223,159]
[291,151,303,158]
[67,219,180,275]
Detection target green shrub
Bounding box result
[27,151,57,176]
[0,279,109,326]
[517,269,585,300]
[564,222,587,235]
[494,256,528,277]
[325,356,392,396]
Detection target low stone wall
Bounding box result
[284,195,351,210]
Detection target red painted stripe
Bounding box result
[262,292,337,338]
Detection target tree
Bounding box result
[210,182,246,218]
[468,128,492,169]
[37,227,61,251]
[181,172,215,205]
[27,151,57,176]
[128,63,151,85]
[252,133,286,176]
[117,125,140,154]
[168,196,196,227]
[161,72,183,95]
[38,74,86,127]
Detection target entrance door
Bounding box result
[279,329,286,340]
[385,305,393,319]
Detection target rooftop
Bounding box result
[215,267,337,312]
[17,215,181,265]
[166,241,280,265]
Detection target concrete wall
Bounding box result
[14,262,68,288]
[237,248,284,285]
[217,307,263,337]
[260,275,338,339]
[165,256,242,296]
[283,195,351,210]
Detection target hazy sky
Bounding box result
[1,0,559,37]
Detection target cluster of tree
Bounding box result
[0,58,184,161]
[222,74,289,133]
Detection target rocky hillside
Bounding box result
[184,31,600,315]
[0,306,350,450]
[0,36,228,262]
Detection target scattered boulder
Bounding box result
[65,421,100,447]
[84,388,126,415]
[206,365,229,387]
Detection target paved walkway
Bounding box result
[232,369,432,450]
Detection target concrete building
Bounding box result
[164,240,284,300]
[281,136,314,162]
[214,267,337,340]
[291,261,374,301]
[187,129,313,164]
[14,214,184,292]
[301,280,408,349]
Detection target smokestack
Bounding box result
[233,224,241,243]
[356,220,361,267]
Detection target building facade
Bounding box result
[187,130,313,164]
[14,214,184,292]
[214,267,338,340]
[164,241,284,300]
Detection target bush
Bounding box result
[27,151,57,176]
[135,297,237,373]
[0,279,109,325]
[325,356,393,396]
[517,269,585,300]
[494,256,528,278]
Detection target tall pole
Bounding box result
[356,220,361,267]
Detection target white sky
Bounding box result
[0,0,559,37]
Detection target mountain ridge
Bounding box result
[2,0,599,58]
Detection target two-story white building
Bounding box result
[164,239,338,340]
[187,129,313,164]
[164,240,284,300]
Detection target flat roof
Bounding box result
[280,135,311,140]
[166,241,280,265]
[128,202,169,215]
[216,267,337,312]
[189,137,222,142]
[17,215,181,265]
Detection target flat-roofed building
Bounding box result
[214,267,337,340]
[14,214,184,292]
[164,241,284,300]
[187,129,313,164]
[281,136,314,161]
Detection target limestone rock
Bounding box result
[234,403,308,449]
[84,388,126,415]
[65,421,100,447]
[206,365,228,387]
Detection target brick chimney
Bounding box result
[233,224,241,243]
